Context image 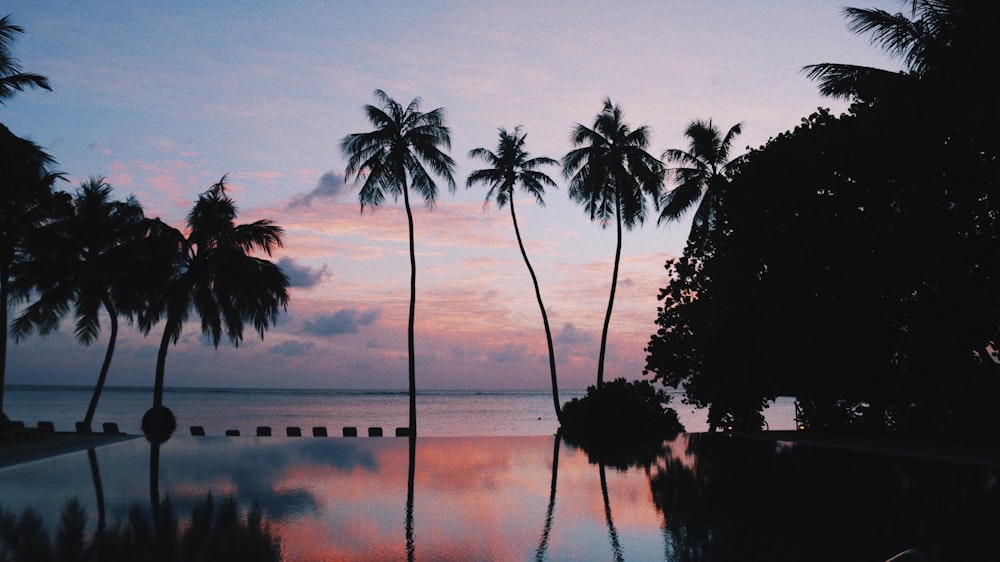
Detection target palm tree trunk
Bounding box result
[596,192,623,387]
[510,200,561,423]
[152,321,172,410]
[84,296,118,427]
[402,185,417,437]
[0,267,8,414]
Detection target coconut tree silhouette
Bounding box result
[0,15,55,416]
[340,89,456,436]
[0,14,50,103]
[0,125,61,416]
[562,99,664,387]
[139,177,288,440]
[658,119,743,255]
[803,0,1000,146]
[467,127,562,422]
[12,178,153,430]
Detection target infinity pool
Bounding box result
[1,433,997,561]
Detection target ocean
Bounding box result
[2,385,797,436]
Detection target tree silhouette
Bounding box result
[467,127,562,422]
[0,124,61,416]
[139,178,288,440]
[0,15,55,417]
[0,14,50,104]
[804,0,1000,151]
[12,178,153,429]
[340,89,456,436]
[562,99,664,386]
[659,119,743,256]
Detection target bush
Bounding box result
[560,378,684,444]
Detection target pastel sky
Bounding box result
[3,1,900,391]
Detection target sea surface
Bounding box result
[3,385,797,436]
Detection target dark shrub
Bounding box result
[560,378,684,445]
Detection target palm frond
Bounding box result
[658,181,704,224]
[844,7,926,71]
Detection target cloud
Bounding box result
[269,340,316,357]
[303,308,380,336]
[277,257,329,288]
[288,171,346,208]
[486,343,527,363]
[555,323,594,347]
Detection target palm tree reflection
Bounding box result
[535,432,561,561]
[406,434,416,561]
[86,447,107,537]
[599,463,625,562]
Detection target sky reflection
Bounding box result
[2,434,998,561]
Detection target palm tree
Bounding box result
[803,1,998,112]
[658,119,743,255]
[562,99,665,387]
[340,89,456,436]
[12,178,151,430]
[0,14,50,103]
[467,127,562,422]
[139,177,289,439]
[0,124,61,416]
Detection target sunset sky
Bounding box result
[3,1,899,391]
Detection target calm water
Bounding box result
[1,433,998,561]
[3,385,797,436]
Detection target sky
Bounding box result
[3,1,901,391]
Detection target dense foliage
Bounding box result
[646,0,1000,438]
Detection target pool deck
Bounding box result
[0,431,140,468]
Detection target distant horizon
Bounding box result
[6,383,597,394]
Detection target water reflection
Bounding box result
[534,432,560,561]
[2,433,998,560]
[649,434,1000,561]
[406,434,415,562]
